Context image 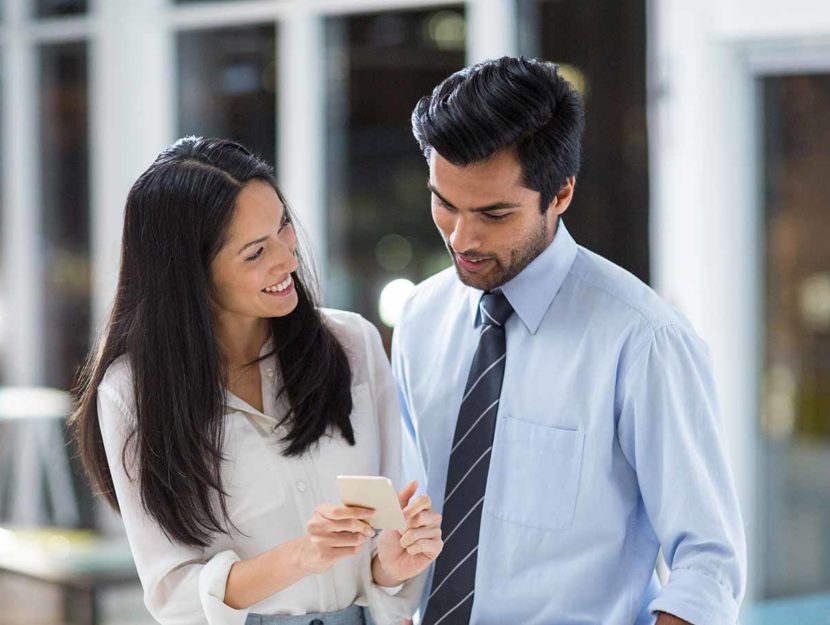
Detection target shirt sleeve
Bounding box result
[97,383,250,625]
[391,318,428,499]
[359,319,428,625]
[616,324,747,625]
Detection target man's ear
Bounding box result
[546,176,576,215]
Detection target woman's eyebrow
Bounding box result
[237,235,269,255]
[236,204,286,255]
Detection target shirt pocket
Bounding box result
[484,414,585,531]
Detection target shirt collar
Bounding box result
[467,219,578,334]
[225,392,274,429]
[224,335,281,433]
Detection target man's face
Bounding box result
[428,148,573,292]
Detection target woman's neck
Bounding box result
[214,312,270,370]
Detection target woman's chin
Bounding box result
[261,291,299,317]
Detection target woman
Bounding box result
[70,137,442,625]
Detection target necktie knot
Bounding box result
[479,292,513,328]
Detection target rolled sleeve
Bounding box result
[617,324,747,625]
[98,383,250,625]
[198,550,249,625]
[649,567,739,625]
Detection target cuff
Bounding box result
[376,582,404,596]
[649,567,740,625]
[198,550,251,625]
[369,545,404,596]
[361,569,427,625]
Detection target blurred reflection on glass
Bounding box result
[39,42,91,392]
[0,76,4,384]
[177,25,277,163]
[518,0,650,282]
[38,42,96,530]
[762,73,830,598]
[35,0,86,18]
[324,7,465,343]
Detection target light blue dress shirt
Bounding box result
[392,221,746,625]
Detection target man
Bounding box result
[392,57,746,625]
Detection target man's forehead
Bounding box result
[431,147,523,177]
[429,150,531,203]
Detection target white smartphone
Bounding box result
[336,475,407,531]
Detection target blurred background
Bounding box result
[0,0,827,623]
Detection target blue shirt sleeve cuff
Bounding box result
[648,567,740,625]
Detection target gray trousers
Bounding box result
[244,604,369,625]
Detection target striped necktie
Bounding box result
[422,291,514,625]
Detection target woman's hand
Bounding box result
[373,481,443,586]
[297,503,376,575]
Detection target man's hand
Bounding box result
[656,612,693,625]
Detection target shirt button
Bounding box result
[265,368,274,377]
[296,481,307,493]
[310,620,323,625]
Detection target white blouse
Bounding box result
[97,309,425,625]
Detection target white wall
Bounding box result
[714,0,830,40]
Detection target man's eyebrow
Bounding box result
[427,182,521,212]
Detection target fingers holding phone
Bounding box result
[299,503,376,574]
[399,489,443,560]
[373,480,444,585]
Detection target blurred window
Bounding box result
[37,41,95,529]
[177,24,277,163]
[324,7,466,341]
[0,76,4,384]
[35,0,86,18]
[762,73,830,599]
[39,41,91,391]
[518,0,650,282]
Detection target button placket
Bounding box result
[299,449,341,612]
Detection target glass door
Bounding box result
[761,72,830,598]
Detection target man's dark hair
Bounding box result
[411,56,585,212]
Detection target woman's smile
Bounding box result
[261,274,294,296]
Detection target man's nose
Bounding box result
[449,216,478,253]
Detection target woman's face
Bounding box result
[210,179,300,321]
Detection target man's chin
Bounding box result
[453,263,504,292]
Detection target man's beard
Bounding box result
[448,221,550,292]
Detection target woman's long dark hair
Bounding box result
[70,137,353,547]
